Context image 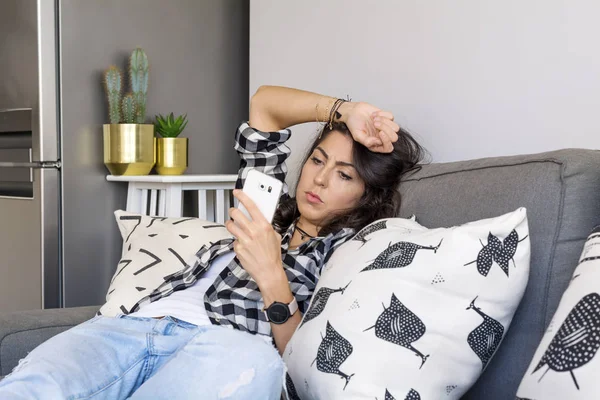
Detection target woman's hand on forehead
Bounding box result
[343,102,400,153]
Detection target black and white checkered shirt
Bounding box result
[138,122,354,336]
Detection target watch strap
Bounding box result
[287,297,299,316]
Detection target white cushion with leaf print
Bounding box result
[99,210,233,317]
[283,208,530,400]
[517,226,600,399]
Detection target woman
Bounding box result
[0,86,424,399]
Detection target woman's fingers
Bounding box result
[228,207,253,238]
[379,116,400,134]
[362,119,378,141]
[232,190,266,224]
[365,137,382,148]
[375,118,399,143]
[367,131,394,153]
[372,113,400,134]
[226,218,249,244]
[372,110,395,121]
[355,128,382,148]
[378,131,394,153]
[349,106,400,153]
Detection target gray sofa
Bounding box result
[1,148,599,399]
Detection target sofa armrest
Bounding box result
[0,306,100,376]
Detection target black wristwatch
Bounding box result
[263,297,299,325]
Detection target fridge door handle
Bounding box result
[0,160,61,169]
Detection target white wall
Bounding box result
[250,0,600,186]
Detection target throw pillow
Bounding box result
[99,210,233,317]
[283,208,530,400]
[516,226,600,399]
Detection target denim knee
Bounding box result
[248,337,284,372]
[210,328,284,375]
[218,333,284,399]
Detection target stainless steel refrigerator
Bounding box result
[0,0,249,312]
[0,0,64,312]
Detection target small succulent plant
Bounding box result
[154,113,188,138]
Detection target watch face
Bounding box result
[267,302,289,324]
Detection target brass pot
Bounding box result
[156,137,188,175]
[103,124,155,175]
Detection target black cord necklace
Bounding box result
[295,224,315,240]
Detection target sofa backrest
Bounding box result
[397,148,600,400]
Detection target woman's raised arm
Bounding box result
[249,85,400,153]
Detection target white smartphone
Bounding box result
[237,169,283,223]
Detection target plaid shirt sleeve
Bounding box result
[233,122,292,199]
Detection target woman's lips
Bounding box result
[306,192,323,204]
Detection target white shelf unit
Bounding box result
[106,174,238,223]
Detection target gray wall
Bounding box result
[60,0,249,306]
[250,0,600,187]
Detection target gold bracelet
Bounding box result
[322,97,335,126]
[315,101,320,124]
[317,97,333,138]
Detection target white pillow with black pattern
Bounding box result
[99,210,233,317]
[516,226,600,400]
[283,208,530,400]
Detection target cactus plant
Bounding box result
[102,48,150,124]
[129,48,149,124]
[121,93,137,123]
[103,66,122,124]
[154,113,188,138]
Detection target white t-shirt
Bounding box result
[129,252,236,326]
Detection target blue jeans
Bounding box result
[0,314,284,400]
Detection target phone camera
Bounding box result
[259,184,265,191]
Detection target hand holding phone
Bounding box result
[226,171,285,289]
[237,169,283,223]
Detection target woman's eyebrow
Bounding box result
[315,147,355,168]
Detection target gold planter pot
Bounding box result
[156,137,188,175]
[103,124,155,175]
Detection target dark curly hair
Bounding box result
[272,121,426,236]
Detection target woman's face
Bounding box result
[296,131,366,228]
